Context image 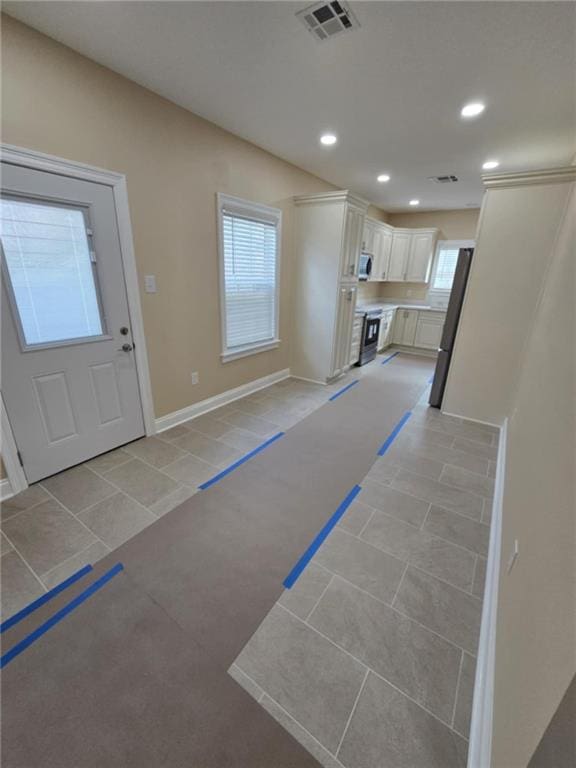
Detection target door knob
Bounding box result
[118,343,133,352]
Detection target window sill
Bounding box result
[221,339,281,363]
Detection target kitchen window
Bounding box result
[217,193,281,362]
[428,240,475,306]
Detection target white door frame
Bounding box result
[1,143,155,496]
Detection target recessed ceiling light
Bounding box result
[409,199,420,206]
[461,102,485,118]
[482,160,500,170]
[320,133,337,146]
[377,174,390,183]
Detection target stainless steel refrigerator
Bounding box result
[429,248,474,408]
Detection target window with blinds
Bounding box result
[431,247,459,291]
[217,194,281,361]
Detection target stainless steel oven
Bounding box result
[357,309,381,365]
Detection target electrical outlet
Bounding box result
[144,275,157,293]
[191,371,199,386]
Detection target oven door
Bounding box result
[364,315,380,345]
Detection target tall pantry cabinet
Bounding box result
[292,191,368,383]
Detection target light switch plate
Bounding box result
[144,275,157,293]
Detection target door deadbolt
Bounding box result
[120,326,130,335]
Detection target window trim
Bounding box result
[216,193,282,363]
[427,239,475,304]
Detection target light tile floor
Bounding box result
[0,358,500,768]
[230,387,498,768]
[0,374,352,619]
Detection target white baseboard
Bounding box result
[0,478,14,501]
[387,344,438,358]
[442,410,501,431]
[155,368,291,433]
[467,417,507,768]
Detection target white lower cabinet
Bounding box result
[377,310,395,351]
[332,284,358,379]
[414,311,445,350]
[350,313,364,366]
[393,309,418,346]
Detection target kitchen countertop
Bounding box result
[356,301,447,313]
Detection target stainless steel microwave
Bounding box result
[359,253,372,281]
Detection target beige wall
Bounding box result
[387,208,480,241]
[491,184,575,767]
[443,180,573,425]
[1,16,348,419]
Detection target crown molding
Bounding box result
[294,189,370,210]
[482,166,576,190]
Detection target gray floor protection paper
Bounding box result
[1,570,319,768]
[2,354,434,767]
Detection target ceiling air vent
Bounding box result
[428,175,459,184]
[297,2,360,42]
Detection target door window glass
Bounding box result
[0,197,104,346]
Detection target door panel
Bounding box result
[388,233,411,281]
[1,162,145,482]
[33,371,78,443]
[406,233,434,282]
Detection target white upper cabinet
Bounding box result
[361,219,376,255]
[362,220,437,283]
[405,230,437,282]
[379,227,393,281]
[388,231,411,280]
[341,204,365,281]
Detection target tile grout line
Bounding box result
[311,561,478,656]
[278,602,461,730]
[334,524,481,587]
[364,471,487,524]
[39,537,111,585]
[38,484,113,557]
[355,507,376,540]
[304,574,334,622]
[335,667,370,759]
[419,502,433,531]
[346,509,481,577]
[391,562,409,608]
[0,531,48,594]
[252,685,347,766]
[450,650,465,730]
[0,495,56,526]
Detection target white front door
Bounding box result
[1,163,145,483]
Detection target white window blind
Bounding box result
[432,247,459,291]
[218,194,281,361]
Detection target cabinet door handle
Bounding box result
[349,264,355,276]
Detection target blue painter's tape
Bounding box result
[328,380,359,402]
[0,563,123,669]
[283,485,362,589]
[381,351,400,365]
[1,564,93,634]
[377,411,412,456]
[199,432,285,491]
